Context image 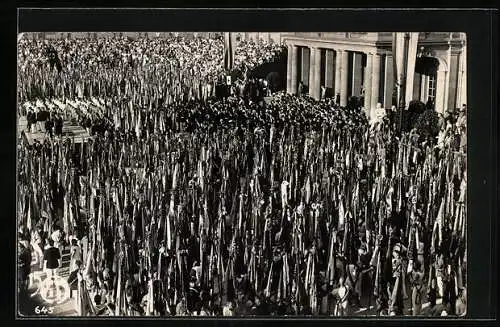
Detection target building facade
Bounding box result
[236,32,283,44]
[283,32,467,118]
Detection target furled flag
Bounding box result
[26,197,32,232]
[386,186,394,213]
[338,196,345,230]
[172,162,179,190]
[305,176,311,204]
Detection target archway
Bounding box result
[414,56,438,108]
[413,56,447,112]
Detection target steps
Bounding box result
[26,246,78,316]
[30,247,71,278]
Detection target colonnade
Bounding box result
[286,40,466,116]
[286,44,386,119]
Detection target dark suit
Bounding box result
[55,117,63,136]
[45,119,54,136]
[27,111,35,130]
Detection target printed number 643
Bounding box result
[34,306,54,314]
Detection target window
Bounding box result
[428,74,436,102]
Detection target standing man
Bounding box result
[31,226,45,269]
[45,114,54,138]
[455,287,466,316]
[18,240,32,292]
[334,277,349,316]
[320,85,326,100]
[44,238,61,279]
[51,225,63,251]
[26,109,36,132]
[55,115,63,137]
[388,243,405,316]
[408,260,424,316]
[69,238,83,272]
[297,81,304,96]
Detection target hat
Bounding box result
[393,243,402,253]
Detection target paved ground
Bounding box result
[18,247,78,317]
[18,116,92,145]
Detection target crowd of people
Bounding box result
[17,34,285,115]
[17,34,466,317]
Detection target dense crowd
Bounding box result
[17,35,285,112]
[21,92,367,137]
[17,35,466,317]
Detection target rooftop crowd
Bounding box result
[17,34,466,317]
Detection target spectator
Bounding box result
[43,238,61,279]
[18,240,32,292]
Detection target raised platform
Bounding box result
[19,116,93,146]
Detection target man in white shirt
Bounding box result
[223,301,235,316]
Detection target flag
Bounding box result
[338,197,345,230]
[265,261,274,297]
[135,110,142,139]
[167,195,174,250]
[26,197,32,232]
[436,197,445,247]
[64,196,71,237]
[326,230,336,284]
[115,252,122,316]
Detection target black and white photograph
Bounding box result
[16,31,468,317]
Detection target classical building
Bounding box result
[282,32,467,118]
[236,32,283,44]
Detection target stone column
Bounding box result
[364,53,373,115]
[455,49,463,108]
[435,69,447,114]
[314,47,322,99]
[352,52,363,97]
[444,38,452,111]
[459,42,467,107]
[286,44,294,94]
[448,50,460,110]
[334,50,342,102]
[309,47,321,100]
[340,50,349,106]
[384,53,394,109]
[371,53,381,113]
[301,47,310,88]
[290,45,299,95]
[308,47,315,97]
[404,33,419,107]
